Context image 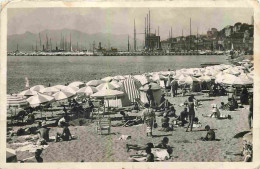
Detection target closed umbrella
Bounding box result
[86,80,105,87]
[30,85,45,92]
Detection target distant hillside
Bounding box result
[7,29,143,52]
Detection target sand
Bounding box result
[7,92,250,162]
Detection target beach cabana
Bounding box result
[122,78,141,102]
[139,83,162,106]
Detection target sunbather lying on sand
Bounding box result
[126,142,154,152]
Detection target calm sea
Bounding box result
[7,55,229,94]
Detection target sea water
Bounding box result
[7,55,229,94]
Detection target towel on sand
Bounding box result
[16,144,48,153]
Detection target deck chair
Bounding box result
[96,117,111,135]
[134,98,145,109]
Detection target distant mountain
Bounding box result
[7,29,143,52]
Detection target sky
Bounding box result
[8,7,253,40]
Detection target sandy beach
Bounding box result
[7,91,250,162]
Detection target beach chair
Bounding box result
[96,117,111,135]
[134,98,145,109]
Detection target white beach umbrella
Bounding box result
[199,75,212,82]
[53,91,75,101]
[86,80,105,87]
[53,85,67,90]
[178,76,200,85]
[110,80,122,89]
[113,75,125,81]
[101,76,113,82]
[30,85,45,92]
[91,89,124,98]
[39,87,60,94]
[18,89,38,96]
[26,93,54,107]
[61,86,77,94]
[76,86,98,95]
[215,74,236,84]
[139,82,161,91]
[96,82,117,91]
[68,81,84,88]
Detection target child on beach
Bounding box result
[146,147,154,162]
[201,125,215,141]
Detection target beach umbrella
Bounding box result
[61,86,78,94]
[18,89,38,96]
[139,82,161,91]
[76,86,98,95]
[178,76,200,85]
[199,75,212,82]
[53,85,67,90]
[96,82,117,91]
[26,93,54,107]
[215,74,236,84]
[113,75,125,81]
[39,87,60,94]
[6,148,17,162]
[53,91,75,101]
[223,68,241,76]
[7,95,29,108]
[133,75,149,85]
[86,80,105,87]
[68,81,84,88]
[91,89,124,98]
[110,80,122,89]
[101,76,113,82]
[30,85,45,92]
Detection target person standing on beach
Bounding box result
[146,85,154,107]
[186,96,195,132]
[142,103,156,137]
[171,82,175,97]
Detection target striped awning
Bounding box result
[122,78,141,102]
